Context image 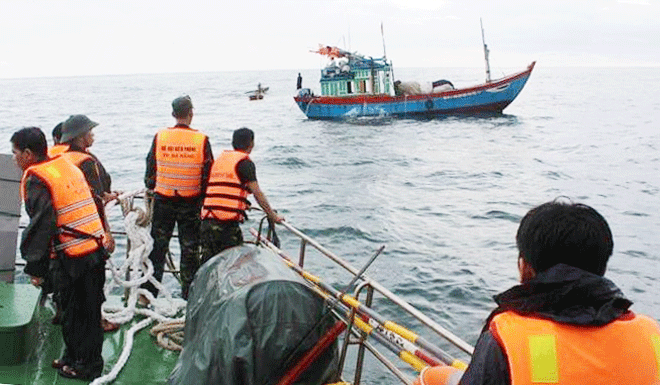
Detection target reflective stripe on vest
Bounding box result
[490,310,660,384]
[201,150,251,221]
[21,156,105,258]
[59,150,114,251]
[47,144,70,158]
[154,127,206,198]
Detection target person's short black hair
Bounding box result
[516,199,613,276]
[52,122,63,144]
[172,95,193,119]
[232,127,254,151]
[11,127,48,158]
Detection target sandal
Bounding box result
[58,365,95,380]
[137,294,150,307]
[101,318,120,333]
[51,358,67,369]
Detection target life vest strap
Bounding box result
[207,181,245,189]
[204,193,251,205]
[59,225,104,247]
[202,209,248,222]
[203,205,247,216]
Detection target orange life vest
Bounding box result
[21,156,106,259]
[47,144,70,158]
[154,127,206,198]
[60,150,116,251]
[490,310,660,384]
[58,151,104,191]
[201,150,251,221]
[59,150,93,166]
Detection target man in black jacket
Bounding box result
[12,127,107,380]
[416,200,660,385]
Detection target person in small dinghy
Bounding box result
[415,199,660,385]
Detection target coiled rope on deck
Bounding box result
[90,189,187,385]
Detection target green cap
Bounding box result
[60,115,99,143]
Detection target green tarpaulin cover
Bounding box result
[169,244,340,385]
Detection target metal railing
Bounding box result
[250,220,473,385]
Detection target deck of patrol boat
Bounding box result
[0,284,180,385]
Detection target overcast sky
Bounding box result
[1,0,658,78]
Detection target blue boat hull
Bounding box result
[295,62,535,120]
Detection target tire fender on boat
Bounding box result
[425,98,434,110]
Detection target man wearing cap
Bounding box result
[60,115,119,332]
[59,115,117,205]
[59,115,116,251]
[143,95,213,300]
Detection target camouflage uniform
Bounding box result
[199,219,243,265]
[144,196,202,299]
[142,123,213,300]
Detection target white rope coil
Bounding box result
[91,189,187,385]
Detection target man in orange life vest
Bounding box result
[199,127,284,265]
[58,114,119,332]
[415,200,660,385]
[60,115,118,206]
[11,127,108,381]
[142,95,213,300]
[58,115,117,250]
[47,121,69,158]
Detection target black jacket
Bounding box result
[459,264,632,385]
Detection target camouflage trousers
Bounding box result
[199,219,243,265]
[142,197,201,299]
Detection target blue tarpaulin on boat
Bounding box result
[169,244,340,385]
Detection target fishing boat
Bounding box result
[248,84,269,101]
[294,24,535,120]
[0,154,473,385]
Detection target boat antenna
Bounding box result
[480,18,491,83]
[381,21,387,60]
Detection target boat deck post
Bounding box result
[0,282,41,366]
[0,154,22,283]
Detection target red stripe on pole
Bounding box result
[277,320,347,385]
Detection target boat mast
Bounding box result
[480,18,491,83]
[381,21,387,60]
[381,22,395,95]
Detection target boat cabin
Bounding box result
[320,54,395,97]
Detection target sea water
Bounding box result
[1,65,658,383]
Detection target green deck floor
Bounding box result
[0,284,180,385]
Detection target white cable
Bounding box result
[90,317,153,385]
[91,189,187,384]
